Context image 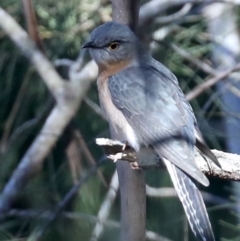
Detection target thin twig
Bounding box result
[75,129,108,187]
[146,231,173,241]
[155,3,193,25]
[90,170,119,241]
[0,7,65,97]
[7,97,53,149]
[0,69,32,153]
[28,157,106,241]
[228,84,240,98]
[3,208,119,228]
[139,0,239,28]
[4,208,172,241]
[186,63,240,100]
[170,43,218,76]
[66,136,83,184]
[84,97,106,120]
[155,43,240,103]
[23,0,44,52]
[146,185,230,205]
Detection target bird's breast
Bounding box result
[97,75,140,151]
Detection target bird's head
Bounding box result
[82,22,141,68]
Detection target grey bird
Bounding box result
[82,21,221,241]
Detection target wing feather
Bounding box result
[108,63,210,186]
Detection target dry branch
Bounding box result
[90,170,119,241]
[146,185,230,206]
[75,130,107,187]
[139,0,240,28]
[186,63,240,100]
[4,208,172,241]
[96,138,240,181]
[0,7,97,214]
[23,0,44,52]
[0,8,65,97]
[28,158,105,241]
[170,44,218,76]
[155,3,193,25]
[0,69,32,152]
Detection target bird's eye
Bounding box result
[108,42,119,50]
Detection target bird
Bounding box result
[82,21,221,241]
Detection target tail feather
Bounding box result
[164,159,215,241]
[194,126,221,168]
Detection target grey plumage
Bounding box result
[165,160,214,241]
[83,21,220,241]
[108,64,211,186]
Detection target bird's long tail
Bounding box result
[164,159,215,241]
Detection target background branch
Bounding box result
[186,63,240,100]
[90,170,119,241]
[0,7,65,97]
[28,157,105,241]
[0,7,98,213]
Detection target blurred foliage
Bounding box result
[0,1,239,241]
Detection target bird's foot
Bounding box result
[206,158,214,175]
[122,141,129,151]
[112,152,124,162]
[130,161,141,170]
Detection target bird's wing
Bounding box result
[164,159,215,241]
[108,64,209,186]
[194,125,221,167]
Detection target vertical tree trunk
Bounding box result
[110,1,146,241]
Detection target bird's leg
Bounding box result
[110,152,140,169]
[122,141,141,169]
[107,140,141,168]
[122,140,129,151]
[205,156,214,174]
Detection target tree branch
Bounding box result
[0,7,65,98]
[90,170,119,241]
[4,208,172,241]
[74,129,107,187]
[22,0,44,52]
[155,3,193,25]
[28,158,105,241]
[146,185,231,206]
[96,138,240,181]
[186,63,240,100]
[0,8,98,214]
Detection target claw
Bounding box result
[122,141,129,151]
[131,161,141,169]
[112,152,124,162]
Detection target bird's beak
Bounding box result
[82,41,95,49]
